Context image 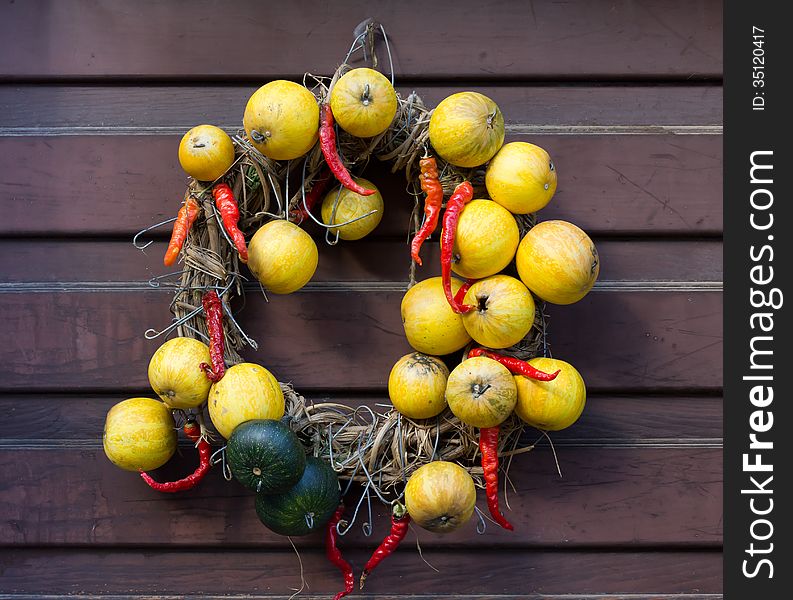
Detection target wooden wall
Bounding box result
[0,1,723,598]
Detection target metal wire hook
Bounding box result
[147,271,183,288]
[337,480,371,536]
[144,306,203,340]
[133,217,176,251]
[209,445,233,481]
[474,506,488,535]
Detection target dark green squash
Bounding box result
[226,419,306,494]
[255,457,341,536]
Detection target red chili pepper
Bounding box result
[319,104,376,197]
[468,348,560,382]
[479,425,513,531]
[360,503,410,589]
[441,181,475,313]
[410,157,444,266]
[212,182,248,263]
[140,418,211,492]
[199,290,225,383]
[326,504,354,600]
[163,197,200,267]
[291,167,333,224]
[453,278,477,306]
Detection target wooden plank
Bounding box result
[0,549,723,595]
[0,1,723,79]
[0,291,722,393]
[0,447,721,547]
[0,240,724,285]
[0,593,723,600]
[0,394,724,443]
[0,85,723,129]
[0,135,723,237]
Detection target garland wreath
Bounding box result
[107,21,600,598]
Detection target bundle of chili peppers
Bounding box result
[140,416,211,493]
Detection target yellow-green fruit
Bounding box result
[450,199,519,279]
[486,142,557,214]
[514,358,586,431]
[428,92,504,168]
[445,356,517,428]
[405,461,476,534]
[388,352,449,419]
[208,363,285,439]
[321,178,383,240]
[148,337,213,409]
[243,80,319,160]
[516,220,599,305]
[401,277,472,355]
[103,397,177,472]
[178,124,235,182]
[247,220,319,294]
[329,68,398,137]
[461,275,536,349]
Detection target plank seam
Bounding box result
[0,438,724,449]
[0,125,723,137]
[0,281,724,293]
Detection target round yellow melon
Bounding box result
[247,220,319,294]
[428,92,504,168]
[103,397,177,472]
[401,277,472,355]
[516,220,599,305]
[243,80,319,160]
[486,142,557,214]
[450,199,519,279]
[208,362,285,439]
[321,178,384,240]
[514,358,586,431]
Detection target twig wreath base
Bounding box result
[138,24,552,527]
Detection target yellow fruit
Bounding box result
[486,142,557,214]
[401,277,471,355]
[208,363,285,439]
[247,220,318,294]
[461,275,535,349]
[321,178,384,240]
[450,199,519,279]
[405,461,476,534]
[243,80,319,160]
[445,356,517,428]
[103,397,177,472]
[428,92,504,168]
[329,68,398,138]
[388,352,449,420]
[514,358,586,431]
[516,220,599,305]
[177,124,235,182]
[148,337,213,409]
